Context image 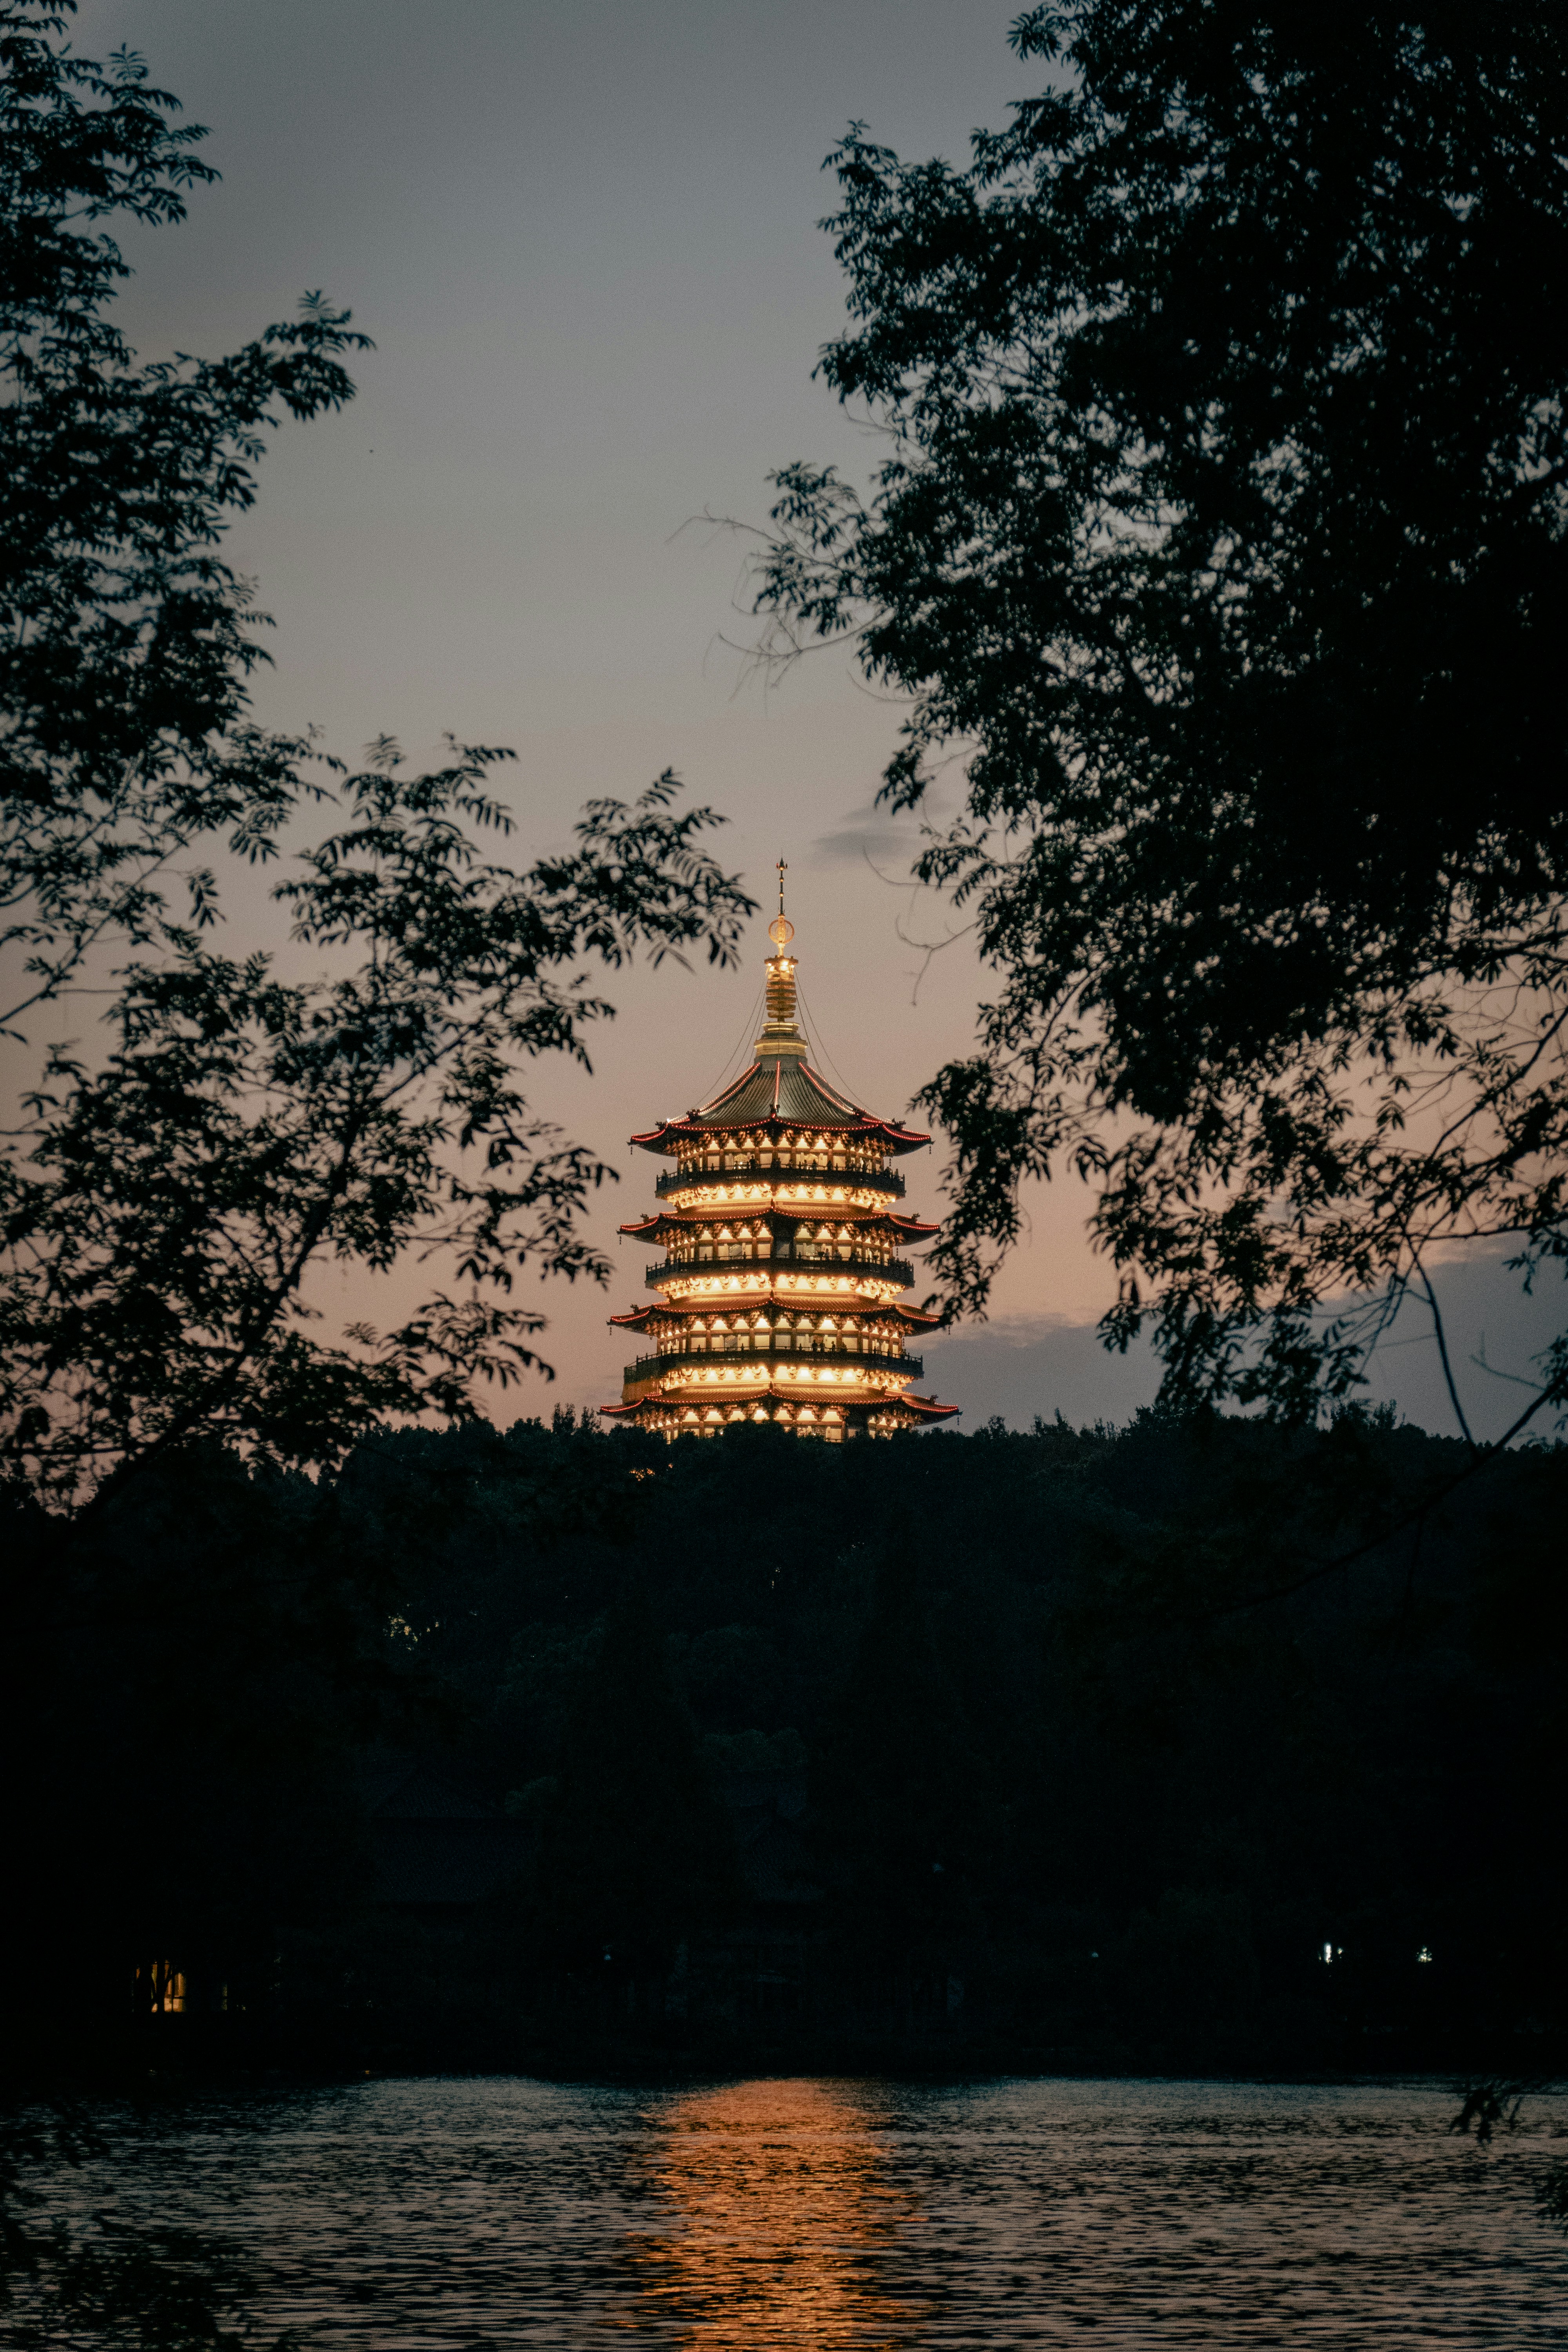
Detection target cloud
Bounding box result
[918,1249,1568,1441]
[810,804,923,871]
[920,1315,1161,1432]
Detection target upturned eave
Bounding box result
[630,1072,931,1157]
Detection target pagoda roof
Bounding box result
[621,1209,918,1245]
[701,1050,859,1126]
[631,1053,929,1156]
[599,1389,959,1424]
[608,1299,938,1331]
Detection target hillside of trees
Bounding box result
[9,1408,1562,2083]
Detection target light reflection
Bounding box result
[634,2078,924,2348]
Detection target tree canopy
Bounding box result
[0,4,754,1516]
[3,750,751,1514]
[753,1,1568,1427]
[0,0,368,1030]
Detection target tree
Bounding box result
[1,1,368,1031]
[537,1576,738,1981]
[4,1445,407,2062]
[752,3,1568,1428]
[0,2106,294,2352]
[0,6,756,1517]
[811,1541,988,2009]
[2,750,751,1515]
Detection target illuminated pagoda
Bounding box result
[601,869,959,1442]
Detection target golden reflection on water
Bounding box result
[632,2078,925,2349]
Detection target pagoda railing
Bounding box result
[623,1343,924,1383]
[644,1252,916,1287]
[653,1161,906,1199]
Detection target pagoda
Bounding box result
[600,874,959,1442]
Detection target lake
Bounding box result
[53,2075,1566,2345]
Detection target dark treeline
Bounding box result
[8,1410,1563,2082]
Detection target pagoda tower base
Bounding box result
[609,1390,960,1443]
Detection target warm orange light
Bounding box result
[634,2080,924,2347]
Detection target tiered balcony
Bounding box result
[645,1250,916,1287]
[653,1160,906,1199]
[623,1341,923,1384]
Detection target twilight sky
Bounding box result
[63,0,1564,1440]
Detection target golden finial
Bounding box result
[768,857,794,951]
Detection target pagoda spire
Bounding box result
[757,856,805,1059]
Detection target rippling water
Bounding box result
[58,2076,1566,2345]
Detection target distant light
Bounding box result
[1417,1946,1434,1963]
[1321,1942,1334,1964]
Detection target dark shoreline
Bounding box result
[9,2018,1563,2106]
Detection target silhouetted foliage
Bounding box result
[0,0,365,1025]
[1448,2075,1541,2144]
[6,1407,1565,2078]
[751,2,1568,1427]
[3,750,752,1512]
[0,2105,302,2350]
[3,1446,407,2060]
[0,5,755,1517]
[1538,2158,1568,2233]
[534,1576,739,1976]
[812,1541,991,1987]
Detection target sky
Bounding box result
[55,0,1566,1441]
